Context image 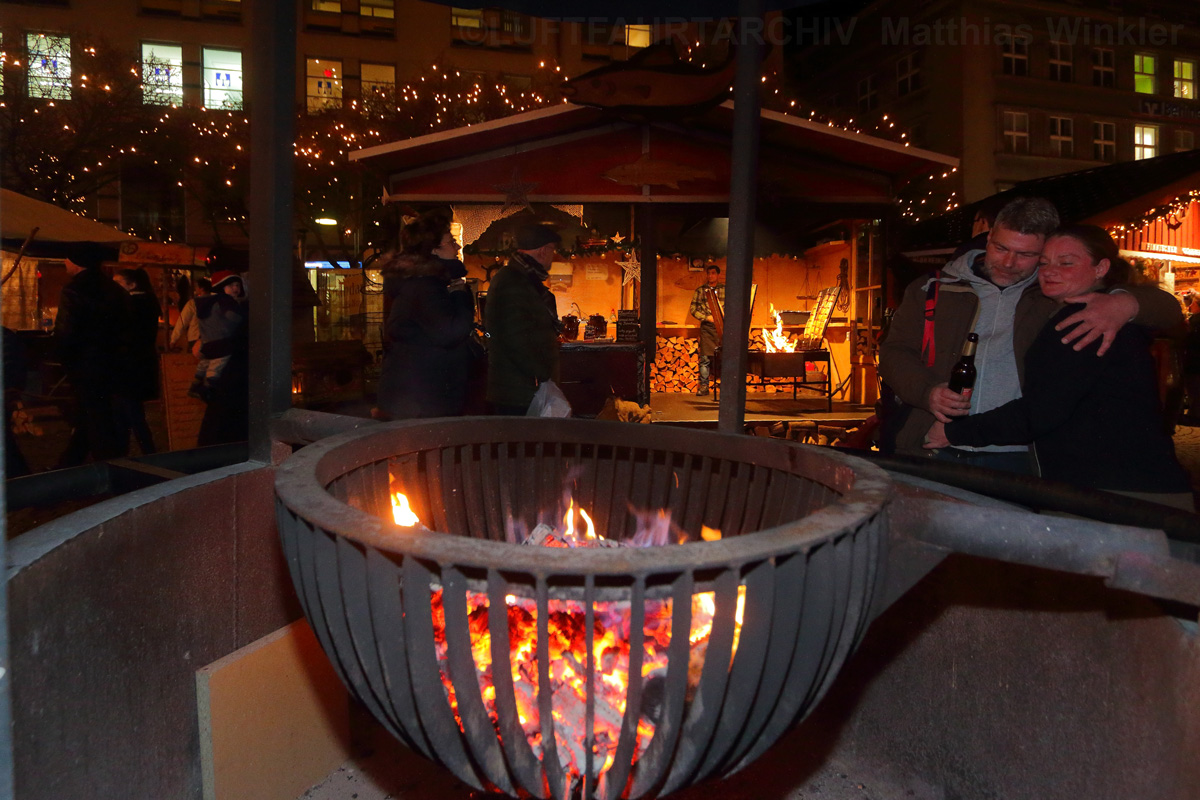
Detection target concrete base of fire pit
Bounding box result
[299,716,942,800]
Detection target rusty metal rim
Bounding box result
[275,418,892,576]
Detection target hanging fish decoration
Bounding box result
[559,42,736,114]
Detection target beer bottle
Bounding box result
[948,333,978,400]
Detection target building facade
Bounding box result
[788,0,1200,204]
[0,0,661,243]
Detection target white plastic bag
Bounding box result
[527,380,572,418]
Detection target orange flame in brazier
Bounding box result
[761,303,798,353]
[391,485,745,793]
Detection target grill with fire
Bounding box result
[275,418,890,799]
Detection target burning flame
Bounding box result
[391,481,746,793]
[761,303,798,353]
[391,491,420,527]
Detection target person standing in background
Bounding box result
[113,268,161,455]
[54,243,131,466]
[485,224,561,415]
[688,265,724,397]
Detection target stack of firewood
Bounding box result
[651,335,827,394]
[651,335,700,392]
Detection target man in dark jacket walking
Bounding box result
[54,243,132,466]
[485,224,561,415]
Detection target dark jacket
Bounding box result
[123,291,161,401]
[55,268,131,384]
[946,304,1190,493]
[879,251,1184,456]
[485,253,560,409]
[377,254,475,419]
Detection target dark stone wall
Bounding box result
[787,555,1200,800]
[8,464,301,800]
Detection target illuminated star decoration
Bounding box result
[610,232,625,244]
[617,251,641,286]
[494,168,538,215]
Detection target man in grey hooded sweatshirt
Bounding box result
[879,197,1182,472]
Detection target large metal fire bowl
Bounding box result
[274,418,892,800]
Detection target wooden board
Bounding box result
[161,351,206,450]
[196,619,351,800]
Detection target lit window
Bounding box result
[625,24,651,49]
[1000,33,1029,77]
[451,7,483,27]
[1050,116,1074,157]
[896,53,920,96]
[1092,48,1114,88]
[202,47,243,109]
[1003,110,1029,154]
[858,75,877,112]
[1134,54,1156,94]
[1,33,6,96]
[27,33,71,99]
[1134,125,1158,159]
[499,10,529,38]
[142,42,183,105]
[360,62,394,116]
[1177,130,1195,152]
[1049,41,1073,82]
[360,0,393,18]
[306,57,342,113]
[1092,121,1116,161]
[1175,60,1195,99]
[312,0,340,11]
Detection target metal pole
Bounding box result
[718,1,765,434]
[248,0,297,462]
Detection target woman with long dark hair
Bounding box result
[376,209,476,419]
[925,225,1192,509]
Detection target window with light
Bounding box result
[1134,54,1156,94]
[142,42,183,105]
[625,24,651,49]
[1175,60,1195,100]
[27,32,71,99]
[360,0,394,18]
[360,62,395,115]
[203,48,243,109]
[451,7,483,27]
[306,58,343,113]
[312,0,340,11]
[1134,125,1158,160]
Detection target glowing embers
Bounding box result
[392,486,747,794]
[761,303,798,353]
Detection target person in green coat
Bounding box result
[485,224,561,415]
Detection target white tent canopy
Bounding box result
[1,189,137,247]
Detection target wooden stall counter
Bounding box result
[559,340,647,417]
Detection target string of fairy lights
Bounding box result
[1106,189,1200,236]
[2,33,965,241]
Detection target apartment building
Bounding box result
[0,0,657,243]
[787,0,1200,204]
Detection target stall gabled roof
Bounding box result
[1,188,138,251]
[351,101,958,205]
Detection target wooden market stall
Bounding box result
[351,101,958,413]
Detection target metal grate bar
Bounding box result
[602,575,645,800]
[400,558,484,791]
[535,576,567,800]
[629,570,695,797]
[693,558,776,782]
[659,567,741,795]
[486,570,548,797]
[441,566,516,796]
[365,547,432,757]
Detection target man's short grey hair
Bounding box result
[993,197,1060,237]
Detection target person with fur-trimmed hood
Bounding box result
[376,209,476,419]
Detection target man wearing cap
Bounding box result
[485,224,561,415]
[54,242,132,465]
